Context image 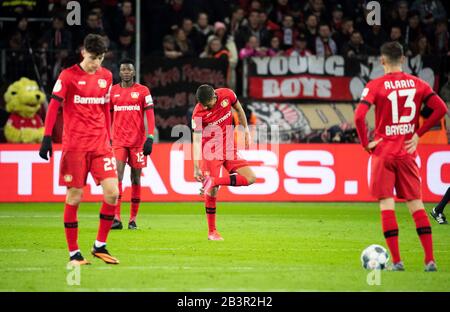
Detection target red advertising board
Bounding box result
[0,144,448,202]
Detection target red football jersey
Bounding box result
[360,71,435,158]
[51,64,113,152]
[192,88,238,159]
[111,83,153,147]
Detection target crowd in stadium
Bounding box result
[1,0,448,83]
[0,0,448,143]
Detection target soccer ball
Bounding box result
[360,244,389,270]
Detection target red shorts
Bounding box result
[113,146,147,168]
[59,150,117,188]
[370,155,421,200]
[200,157,249,178]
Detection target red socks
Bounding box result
[64,203,79,252]
[205,194,217,232]
[215,174,249,186]
[97,201,116,242]
[381,209,435,265]
[115,182,122,221]
[130,184,141,222]
[381,210,401,264]
[412,210,434,264]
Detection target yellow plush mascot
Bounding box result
[4,77,46,143]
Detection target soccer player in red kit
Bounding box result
[192,85,256,240]
[39,34,120,265]
[354,42,448,272]
[110,59,155,230]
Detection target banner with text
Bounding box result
[0,144,448,202]
[246,55,440,101]
[141,57,228,140]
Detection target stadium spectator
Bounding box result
[200,36,229,60]
[117,31,135,61]
[114,0,136,40]
[392,1,410,35]
[174,27,195,57]
[342,31,369,59]
[330,4,345,33]
[90,5,113,37]
[75,11,102,46]
[411,0,447,28]
[315,23,337,57]
[405,10,423,49]
[389,25,411,52]
[224,6,246,37]
[212,22,238,89]
[303,14,318,54]
[239,35,268,59]
[267,35,284,56]
[181,17,203,55]
[412,35,433,57]
[275,14,299,50]
[285,33,313,57]
[160,34,183,59]
[235,10,271,50]
[259,10,281,32]
[365,25,388,55]
[303,0,327,23]
[194,12,214,54]
[268,0,292,25]
[333,17,354,53]
[434,19,449,56]
[41,14,73,52]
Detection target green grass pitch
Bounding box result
[0,202,449,292]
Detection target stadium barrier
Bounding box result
[0,143,448,202]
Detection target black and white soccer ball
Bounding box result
[361,244,389,270]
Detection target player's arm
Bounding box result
[354,85,382,153]
[233,100,250,148]
[406,92,448,154]
[143,90,155,156]
[39,75,67,160]
[193,131,203,182]
[104,84,112,144]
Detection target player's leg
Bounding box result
[111,159,125,229]
[127,148,147,229]
[203,159,256,195]
[406,200,436,271]
[90,152,120,264]
[201,160,223,240]
[112,146,128,229]
[370,156,403,269]
[129,167,142,229]
[379,197,403,270]
[60,151,90,265]
[65,187,90,265]
[430,186,449,225]
[395,157,436,271]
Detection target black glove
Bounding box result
[143,136,154,156]
[39,135,53,160]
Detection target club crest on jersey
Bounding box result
[131,92,139,99]
[64,175,73,182]
[221,99,229,107]
[98,79,107,88]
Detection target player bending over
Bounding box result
[354,41,448,272]
[430,187,449,225]
[192,85,256,240]
[39,34,120,265]
[110,59,155,230]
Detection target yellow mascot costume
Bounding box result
[4,77,46,143]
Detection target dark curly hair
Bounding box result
[83,33,107,56]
